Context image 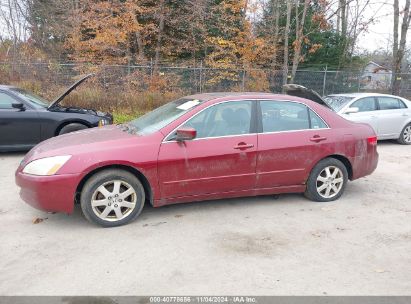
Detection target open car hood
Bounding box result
[283,84,332,110]
[47,74,94,109]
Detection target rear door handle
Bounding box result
[234,143,254,150]
[310,136,327,143]
[402,113,409,117]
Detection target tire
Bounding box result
[80,169,145,227]
[397,123,411,145]
[59,123,88,135]
[304,158,348,202]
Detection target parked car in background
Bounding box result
[284,84,411,145]
[0,74,113,152]
[16,92,378,227]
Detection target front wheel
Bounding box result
[305,158,348,202]
[59,123,88,135]
[397,123,411,145]
[80,169,145,227]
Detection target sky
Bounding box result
[356,0,401,53]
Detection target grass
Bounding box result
[113,111,142,124]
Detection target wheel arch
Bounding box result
[55,120,92,136]
[324,154,353,180]
[75,164,153,206]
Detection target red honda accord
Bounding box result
[16,92,378,227]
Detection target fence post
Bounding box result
[199,60,203,93]
[242,69,246,92]
[322,64,328,96]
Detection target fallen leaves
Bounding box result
[32,217,48,224]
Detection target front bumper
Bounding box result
[15,171,81,214]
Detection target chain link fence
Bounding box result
[0,62,409,111]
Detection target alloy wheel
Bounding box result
[91,180,137,222]
[316,166,344,199]
[403,125,411,143]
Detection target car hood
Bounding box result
[283,84,333,110]
[22,125,139,163]
[48,74,94,109]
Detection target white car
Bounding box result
[284,84,411,145]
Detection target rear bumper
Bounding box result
[15,171,81,214]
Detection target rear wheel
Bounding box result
[80,169,145,227]
[59,123,88,135]
[305,158,348,202]
[397,123,411,145]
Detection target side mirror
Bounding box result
[12,102,25,111]
[175,127,197,141]
[344,107,359,114]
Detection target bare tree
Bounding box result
[392,0,411,94]
[282,0,292,86]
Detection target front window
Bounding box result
[10,88,49,108]
[0,92,17,109]
[177,100,253,139]
[324,95,354,111]
[351,97,377,112]
[129,98,203,135]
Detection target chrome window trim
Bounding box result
[162,98,330,143]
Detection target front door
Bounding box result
[0,91,40,149]
[342,97,379,135]
[158,100,257,199]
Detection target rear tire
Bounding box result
[397,123,411,145]
[305,158,348,202]
[80,169,145,227]
[59,123,88,135]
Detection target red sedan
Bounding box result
[16,92,378,227]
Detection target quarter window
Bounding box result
[178,100,253,139]
[350,97,377,112]
[378,97,406,110]
[309,109,327,129]
[0,92,17,109]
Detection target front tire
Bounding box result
[397,123,411,145]
[80,169,145,227]
[305,158,348,202]
[59,123,88,135]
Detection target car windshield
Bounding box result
[324,95,354,111]
[11,88,49,108]
[128,98,203,135]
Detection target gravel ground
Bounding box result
[0,141,410,295]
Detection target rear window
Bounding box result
[324,95,354,112]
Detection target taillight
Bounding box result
[367,136,377,145]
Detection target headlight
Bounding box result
[23,155,72,176]
[98,118,110,127]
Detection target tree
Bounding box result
[392,0,411,95]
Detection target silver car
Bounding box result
[284,85,411,145]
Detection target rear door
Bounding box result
[342,97,379,135]
[256,100,334,188]
[0,91,40,149]
[158,100,258,199]
[375,96,409,138]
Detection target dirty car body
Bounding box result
[16,92,378,227]
[0,74,113,152]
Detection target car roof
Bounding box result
[184,92,304,102]
[327,92,405,99]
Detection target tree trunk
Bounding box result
[290,0,309,82]
[392,0,411,95]
[154,0,166,72]
[271,0,280,70]
[282,0,292,87]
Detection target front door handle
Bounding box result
[234,143,254,150]
[310,135,327,143]
[402,113,409,117]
